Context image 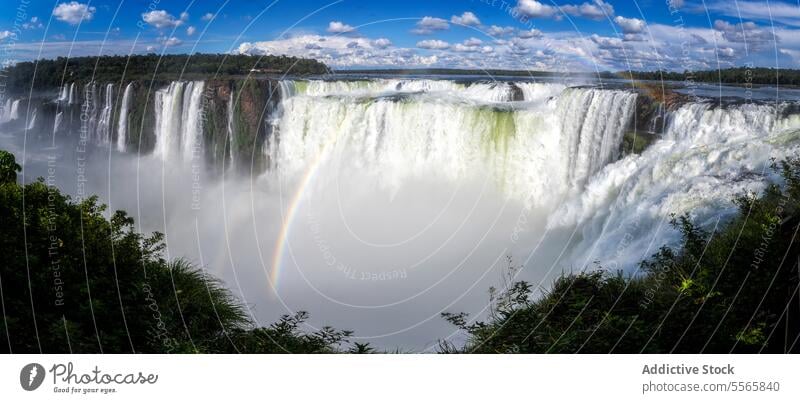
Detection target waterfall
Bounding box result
[663,101,800,142]
[548,100,800,268]
[557,88,637,190]
[53,112,63,134]
[226,91,235,167]
[96,83,114,144]
[1,99,20,123]
[154,81,205,161]
[58,85,69,102]
[116,82,134,152]
[284,79,561,103]
[82,83,98,139]
[268,80,637,207]
[516,82,567,103]
[26,109,37,130]
[68,83,76,104]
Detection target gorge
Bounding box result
[2,74,800,348]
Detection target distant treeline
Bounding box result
[339,67,800,86]
[614,67,800,86]
[1,54,329,93]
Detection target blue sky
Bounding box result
[0,0,798,71]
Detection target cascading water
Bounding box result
[1,99,20,123]
[268,79,637,207]
[58,85,69,102]
[53,112,63,135]
[548,100,800,269]
[557,88,637,191]
[68,83,76,105]
[154,81,205,161]
[226,91,235,167]
[116,82,134,152]
[96,83,114,144]
[82,83,98,139]
[26,109,37,130]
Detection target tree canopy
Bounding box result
[1,54,329,93]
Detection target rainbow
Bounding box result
[268,148,327,290]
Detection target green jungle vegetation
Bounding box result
[1,54,329,93]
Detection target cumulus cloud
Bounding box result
[412,17,449,34]
[201,13,215,22]
[562,0,614,20]
[516,0,613,20]
[463,37,483,46]
[515,0,559,19]
[186,26,196,36]
[713,19,777,48]
[417,39,450,50]
[0,31,15,41]
[327,21,355,34]
[52,2,96,25]
[452,38,487,52]
[614,16,645,34]
[590,34,624,49]
[22,17,43,30]
[160,36,182,47]
[372,38,392,49]
[142,10,188,29]
[451,11,481,26]
[487,25,516,37]
[518,29,543,39]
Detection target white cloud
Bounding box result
[327,21,355,34]
[614,16,645,34]
[201,13,215,22]
[451,11,481,26]
[453,38,487,52]
[487,25,516,37]
[417,39,450,50]
[22,17,43,30]
[372,38,392,49]
[0,31,15,41]
[562,0,614,20]
[463,37,483,46]
[713,19,777,47]
[142,10,187,29]
[515,0,559,19]
[412,17,449,34]
[186,26,196,36]
[518,29,543,39]
[516,0,614,20]
[52,2,96,25]
[160,36,182,47]
[718,47,735,58]
[590,34,624,49]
